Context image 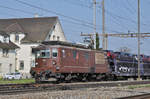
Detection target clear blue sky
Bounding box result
[0,0,150,55]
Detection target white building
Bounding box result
[0,17,67,77]
[0,31,19,76]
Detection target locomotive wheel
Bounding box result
[96,74,103,81]
[35,78,41,83]
[81,74,88,82]
[64,74,72,82]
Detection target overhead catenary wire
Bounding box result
[0,11,18,17]
[13,0,95,27]
[2,0,149,35]
[55,0,139,33]
[126,0,137,13]
[0,3,117,32]
[0,5,38,16]
[61,0,93,9]
[11,0,121,33]
[0,4,97,30]
[122,0,136,15]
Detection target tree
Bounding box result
[118,46,131,53]
[96,33,100,50]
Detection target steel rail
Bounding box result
[0,80,150,95]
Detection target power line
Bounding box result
[61,0,93,9]
[12,0,132,33]
[0,2,105,31]
[124,0,150,28]
[98,3,148,27]
[0,5,37,16]
[61,18,122,33]
[0,11,18,17]
[13,0,123,33]
[13,0,94,27]
[60,18,94,29]
[126,0,137,13]
[98,6,136,31]
[0,4,96,29]
[123,0,136,14]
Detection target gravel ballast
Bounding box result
[0,86,150,99]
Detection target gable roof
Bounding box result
[0,17,58,43]
[0,31,9,37]
[0,41,19,49]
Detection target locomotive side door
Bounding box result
[94,52,109,73]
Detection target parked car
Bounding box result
[3,72,22,80]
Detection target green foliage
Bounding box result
[15,69,19,72]
[128,84,150,89]
[0,79,35,84]
[96,33,100,50]
[0,76,3,80]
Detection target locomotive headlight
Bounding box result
[56,66,60,70]
[35,62,38,66]
[52,60,57,65]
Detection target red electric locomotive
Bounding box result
[30,41,111,82]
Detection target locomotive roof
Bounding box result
[42,41,90,49]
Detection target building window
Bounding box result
[52,48,58,58]
[19,61,24,70]
[53,25,55,30]
[49,35,51,39]
[15,34,19,42]
[9,64,12,73]
[0,63,2,73]
[57,36,60,41]
[53,35,55,40]
[3,36,7,43]
[31,60,35,67]
[2,49,9,57]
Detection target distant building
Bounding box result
[0,31,19,76]
[0,17,67,77]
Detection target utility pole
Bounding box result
[93,0,96,34]
[102,0,107,50]
[80,0,97,49]
[93,0,97,48]
[137,0,141,80]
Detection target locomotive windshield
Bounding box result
[36,49,50,58]
[52,48,58,58]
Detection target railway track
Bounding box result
[0,80,150,95]
[117,93,150,99]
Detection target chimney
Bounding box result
[34,13,39,18]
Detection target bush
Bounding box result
[0,76,3,80]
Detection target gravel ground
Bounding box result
[0,86,150,99]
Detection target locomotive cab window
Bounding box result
[62,49,65,58]
[38,49,50,58]
[85,52,89,60]
[73,50,78,59]
[73,50,77,59]
[35,51,40,58]
[52,48,58,58]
